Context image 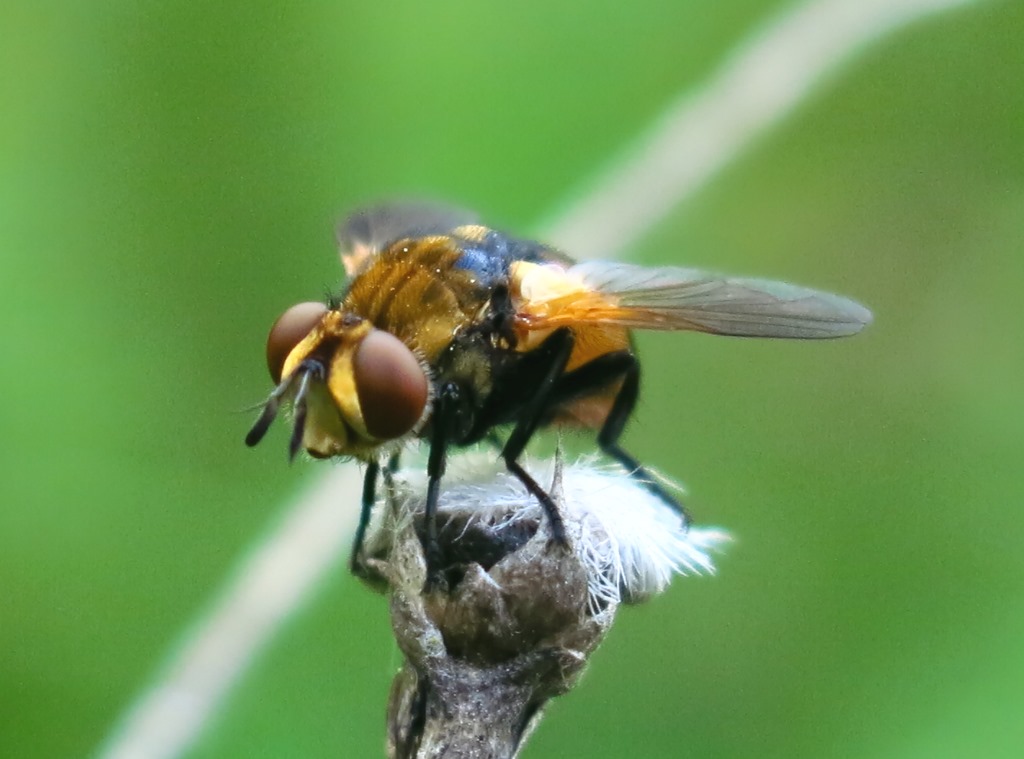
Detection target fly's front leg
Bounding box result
[422,382,460,591]
[500,327,575,546]
[380,451,401,509]
[351,453,402,579]
[350,460,380,576]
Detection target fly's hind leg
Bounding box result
[554,351,691,530]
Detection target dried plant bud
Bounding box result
[357,453,730,759]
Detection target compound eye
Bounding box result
[353,330,428,440]
[266,302,328,382]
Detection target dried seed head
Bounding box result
[357,452,730,759]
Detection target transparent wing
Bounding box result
[518,261,872,339]
[338,201,478,276]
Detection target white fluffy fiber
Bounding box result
[389,452,731,609]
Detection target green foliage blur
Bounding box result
[3,1,1023,757]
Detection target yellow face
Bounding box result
[246,304,430,461]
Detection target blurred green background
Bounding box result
[3,1,1023,757]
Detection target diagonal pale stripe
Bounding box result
[100,468,364,759]
[98,0,977,757]
[544,0,974,256]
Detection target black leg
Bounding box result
[351,460,380,575]
[554,351,691,529]
[380,451,401,509]
[499,328,576,546]
[422,382,460,591]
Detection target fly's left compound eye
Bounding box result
[353,329,428,440]
[265,302,328,382]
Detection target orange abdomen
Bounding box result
[551,323,632,430]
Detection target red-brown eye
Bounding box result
[265,302,328,382]
[353,330,428,440]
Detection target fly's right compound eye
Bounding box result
[265,302,328,383]
[352,329,428,441]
